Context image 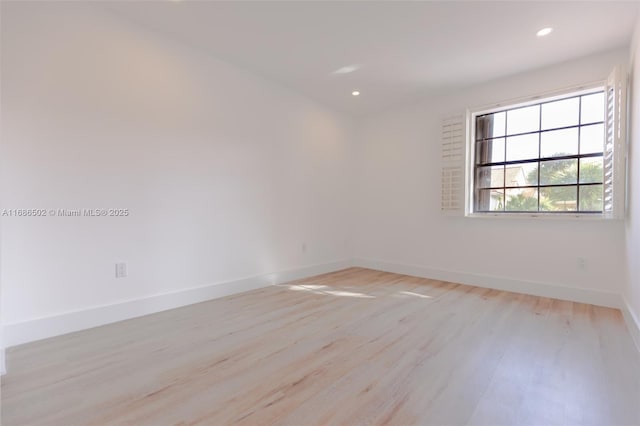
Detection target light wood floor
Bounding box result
[2,267,639,426]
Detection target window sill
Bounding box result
[465,212,620,221]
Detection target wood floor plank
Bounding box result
[2,267,638,425]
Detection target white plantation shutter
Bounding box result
[441,115,465,215]
[603,65,627,219]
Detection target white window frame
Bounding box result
[462,75,626,220]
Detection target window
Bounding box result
[438,66,627,218]
[472,90,605,214]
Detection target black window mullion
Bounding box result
[477,152,602,168]
[537,103,542,212]
[502,110,507,211]
[479,182,603,191]
[577,96,582,211]
[474,121,604,143]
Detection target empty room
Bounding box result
[1,1,640,425]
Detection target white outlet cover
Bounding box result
[577,258,587,270]
[116,262,128,278]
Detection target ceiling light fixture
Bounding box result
[536,27,553,37]
[352,91,360,96]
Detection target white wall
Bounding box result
[0,3,353,333]
[353,48,629,302]
[625,16,640,344]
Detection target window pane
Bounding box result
[541,97,579,130]
[476,165,504,188]
[581,92,605,124]
[476,112,506,139]
[540,127,578,158]
[579,185,602,212]
[506,105,539,135]
[475,138,505,164]
[580,124,604,154]
[579,157,603,184]
[475,189,504,211]
[540,186,577,211]
[505,162,538,186]
[506,133,538,161]
[506,188,538,212]
[539,159,577,185]
[579,185,603,212]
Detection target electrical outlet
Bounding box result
[301,243,307,254]
[577,257,587,270]
[115,262,127,278]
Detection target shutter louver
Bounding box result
[441,115,465,215]
[603,65,627,219]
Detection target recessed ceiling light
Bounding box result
[333,65,360,75]
[352,91,360,96]
[536,27,553,37]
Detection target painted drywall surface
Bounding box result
[0,3,353,325]
[625,18,640,325]
[353,48,629,295]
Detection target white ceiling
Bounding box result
[103,1,638,117]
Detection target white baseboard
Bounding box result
[353,258,622,309]
[621,298,640,353]
[2,259,352,349]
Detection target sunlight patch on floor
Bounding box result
[284,284,375,298]
[396,290,433,299]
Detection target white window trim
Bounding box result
[464,80,619,220]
